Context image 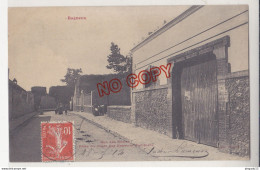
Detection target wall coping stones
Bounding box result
[108,105,131,109]
[218,70,249,80]
[132,84,168,93]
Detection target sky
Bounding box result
[8,6,190,92]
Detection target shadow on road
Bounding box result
[9,115,51,162]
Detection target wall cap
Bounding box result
[218,70,249,80]
[108,105,131,109]
[132,84,168,93]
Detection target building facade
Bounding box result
[130,5,249,156]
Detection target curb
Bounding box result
[72,113,215,160]
[71,113,130,142]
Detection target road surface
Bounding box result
[9,111,157,162]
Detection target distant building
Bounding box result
[31,86,47,110]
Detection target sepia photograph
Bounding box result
[7,4,254,164]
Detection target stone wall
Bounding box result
[134,87,172,136]
[225,71,249,156]
[9,80,35,120]
[107,106,131,123]
[73,105,81,112]
[83,106,93,113]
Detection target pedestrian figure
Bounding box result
[57,103,63,115]
[65,104,68,115]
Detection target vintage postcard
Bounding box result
[7,4,257,165]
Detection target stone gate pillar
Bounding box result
[213,36,230,152]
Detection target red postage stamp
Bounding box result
[41,122,74,162]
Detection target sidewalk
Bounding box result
[72,111,249,161]
[9,112,38,133]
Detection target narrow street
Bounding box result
[9,111,157,162]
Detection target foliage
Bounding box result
[61,68,82,88]
[31,86,47,95]
[49,86,73,105]
[106,42,132,74]
[59,68,82,104]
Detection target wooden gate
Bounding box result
[181,57,218,147]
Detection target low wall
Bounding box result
[107,106,131,123]
[83,105,92,113]
[73,105,82,112]
[74,105,92,114]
